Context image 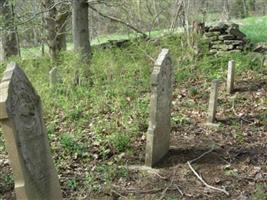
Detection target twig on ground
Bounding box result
[174,184,184,196]
[187,147,230,196]
[159,166,178,200]
[111,189,128,199]
[190,147,215,164]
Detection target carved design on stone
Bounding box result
[3,63,49,196]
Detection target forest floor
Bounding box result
[0,17,267,200]
[0,57,266,200]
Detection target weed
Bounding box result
[67,179,78,190]
[59,134,86,157]
[252,183,267,200]
[109,132,131,153]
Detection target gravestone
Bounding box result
[207,80,219,123]
[0,63,62,200]
[227,60,235,94]
[0,37,4,61]
[145,49,172,167]
[263,54,267,67]
[49,67,58,86]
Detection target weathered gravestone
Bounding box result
[0,38,4,62]
[0,63,62,200]
[207,80,219,124]
[49,67,58,86]
[145,49,172,167]
[227,60,235,94]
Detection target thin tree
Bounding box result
[42,0,69,62]
[0,0,19,60]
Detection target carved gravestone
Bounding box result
[145,49,172,167]
[0,63,62,200]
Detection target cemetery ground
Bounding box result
[0,20,267,199]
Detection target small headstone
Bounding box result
[227,60,235,94]
[207,80,219,123]
[263,54,267,67]
[0,63,62,199]
[145,49,172,167]
[0,37,4,62]
[49,67,58,86]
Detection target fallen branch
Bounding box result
[111,189,127,199]
[174,184,184,196]
[187,148,230,196]
[159,166,183,200]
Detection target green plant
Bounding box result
[252,183,266,200]
[109,132,131,152]
[59,134,86,156]
[67,179,78,190]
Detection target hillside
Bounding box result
[0,16,267,199]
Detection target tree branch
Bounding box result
[88,5,148,38]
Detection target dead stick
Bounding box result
[174,184,184,196]
[187,162,229,196]
[187,148,230,196]
[190,147,215,164]
[159,167,178,200]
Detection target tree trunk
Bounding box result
[223,0,230,21]
[72,0,91,58]
[0,0,19,60]
[42,0,69,61]
[242,0,248,17]
[42,0,58,61]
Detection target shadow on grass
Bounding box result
[155,143,267,168]
[234,79,267,93]
[217,114,266,126]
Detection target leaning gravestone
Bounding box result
[145,49,172,167]
[0,63,62,200]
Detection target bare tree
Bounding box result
[42,0,70,62]
[0,0,19,60]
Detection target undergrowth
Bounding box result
[0,30,266,196]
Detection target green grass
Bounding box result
[0,16,267,197]
[20,15,267,59]
[238,15,267,43]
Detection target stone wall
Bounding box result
[204,23,247,54]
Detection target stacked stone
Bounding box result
[204,23,247,54]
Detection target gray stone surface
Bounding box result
[207,80,219,123]
[49,67,58,86]
[0,63,62,200]
[0,38,4,62]
[145,49,172,167]
[264,54,267,67]
[227,60,235,94]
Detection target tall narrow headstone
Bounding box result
[0,37,4,62]
[0,63,62,200]
[227,60,235,94]
[145,49,172,167]
[49,67,58,86]
[207,80,219,123]
[263,54,267,67]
